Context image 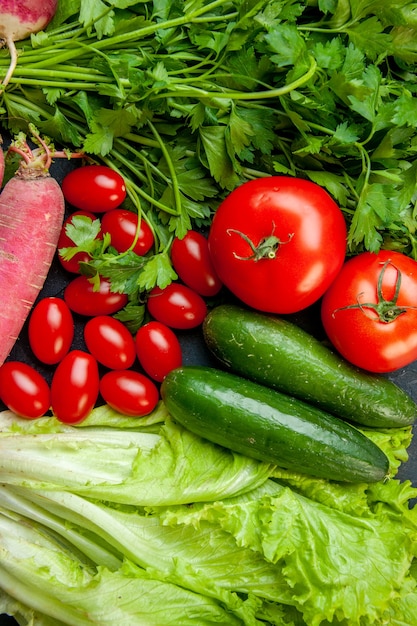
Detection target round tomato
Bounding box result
[171,230,223,297]
[28,297,74,364]
[101,209,154,256]
[321,250,417,373]
[208,176,347,314]
[147,283,207,329]
[64,276,128,316]
[51,350,99,423]
[84,316,136,369]
[135,321,182,382]
[62,165,127,213]
[99,370,159,417]
[0,361,50,418]
[57,211,101,274]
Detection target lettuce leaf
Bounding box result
[157,479,417,625]
[0,412,273,505]
[0,510,247,625]
[0,407,415,625]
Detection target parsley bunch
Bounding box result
[1,0,416,311]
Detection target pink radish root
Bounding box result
[0,127,81,366]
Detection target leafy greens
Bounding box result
[0,406,415,625]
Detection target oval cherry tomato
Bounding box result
[147,283,207,329]
[171,230,223,297]
[0,361,50,418]
[64,276,128,316]
[62,165,127,213]
[84,316,136,370]
[28,297,74,365]
[208,176,347,314]
[135,321,182,382]
[57,211,101,274]
[51,350,99,423]
[99,370,159,417]
[101,209,154,256]
[321,250,417,373]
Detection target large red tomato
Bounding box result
[208,176,346,313]
[321,250,417,373]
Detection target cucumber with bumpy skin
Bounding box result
[161,366,389,483]
[203,305,417,429]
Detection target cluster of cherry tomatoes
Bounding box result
[0,165,223,423]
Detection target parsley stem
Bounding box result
[103,148,180,217]
[151,56,317,101]
[148,121,182,217]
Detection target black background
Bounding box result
[0,137,416,625]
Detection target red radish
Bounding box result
[0,0,58,87]
[0,131,65,366]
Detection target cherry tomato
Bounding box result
[101,209,154,256]
[28,297,74,365]
[208,176,347,314]
[321,250,417,373]
[171,230,223,297]
[147,283,207,329]
[0,361,50,419]
[99,370,159,417]
[84,316,136,370]
[135,321,182,382]
[64,276,128,316]
[62,165,127,213]
[57,211,101,274]
[51,350,99,423]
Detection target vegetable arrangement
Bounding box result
[0,0,417,624]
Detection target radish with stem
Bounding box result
[0,127,80,366]
[0,0,58,87]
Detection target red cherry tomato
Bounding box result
[28,297,74,365]
[101,209,154,256]
[171,230,223,297]
[321,250,417,373]
[99,370,159,417]
[0,361,50,419]
[84,316,136,370]
[135,321,182,382]
[62,165,127,213]
[51,350,99,423]
[57,211,101,274]
[64,276,128,316]
[147,283,207,329]
[208,176,347,314]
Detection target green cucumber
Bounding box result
[161,366,389,483]
[203,305,417,429]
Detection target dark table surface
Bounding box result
[0,138,416,625]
